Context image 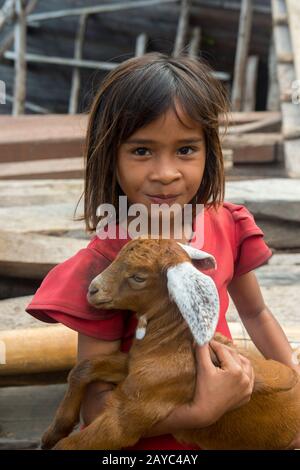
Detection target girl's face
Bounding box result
[116,102,206,212]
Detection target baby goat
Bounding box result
[41,238,300,450]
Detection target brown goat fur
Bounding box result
[41,238,300,450]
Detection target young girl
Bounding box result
[26,52,300,450]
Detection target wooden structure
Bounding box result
[3,0,299,174]
[271,0,300,176]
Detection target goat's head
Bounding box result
[87,238,219,345]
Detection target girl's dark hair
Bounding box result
[76,52,229,233]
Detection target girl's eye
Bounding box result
[131,146,197,156]
[178,146,195,155]
[132,147,150,156]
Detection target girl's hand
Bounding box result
[178,340,255,428]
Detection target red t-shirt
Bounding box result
[26,202,272,450]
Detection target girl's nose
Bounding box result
[149,157,181,184]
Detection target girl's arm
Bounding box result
[78,333,121,425]
[228,271,300,374]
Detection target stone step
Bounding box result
[0,384,67,440]
[226,178,300,223]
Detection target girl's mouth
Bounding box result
[147,195,180,204]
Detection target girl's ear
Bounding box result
[177,243,217,270]
[166,262,219,345]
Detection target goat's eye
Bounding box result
[132,275,146,283]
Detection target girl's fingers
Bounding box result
[209,340,241,371]
[194,343,215,372]
[210,340,249,370]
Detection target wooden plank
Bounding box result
[0,203,85,235]
[0,439,40,450]
[286,0,300,81]
[271,0,288,25]
[0,232,87,279]
[222,133,282,163]
[0,156,84,180]
[12,0,27,116]
[222,133,282,147]
[173,0,190,57]
[0,179,83,207]
[0,114,87,163]
[220,111,282,125]
[242,55,259,111]
[223,114,281,134]
[231,0,253,111]
[26,0,178,23]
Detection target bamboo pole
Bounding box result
[68,14,87,115]
[0,0,39,60]
[4,52,231,82]
[173,0,190,57]
[0,0,15,32]
[5,51,117,70]
[27,0,179,23]
[135,33,148,57]
[231,0,253,111]
[0,322,299,377]
[5,93,49,113]
[0,325,77,375]
[188,27,201,58]
[12,0,26,115]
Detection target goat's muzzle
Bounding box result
[87,283,113,307]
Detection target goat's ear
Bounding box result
[177,243,217,270]
[167,262,219,345]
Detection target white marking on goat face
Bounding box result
[177,243,217,270]
[167,262,219,345]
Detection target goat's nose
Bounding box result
[88,285,99,296]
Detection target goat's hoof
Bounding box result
[41,429,64,450]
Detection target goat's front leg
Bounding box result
[52,381,181,450]
[41,351,128,450]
